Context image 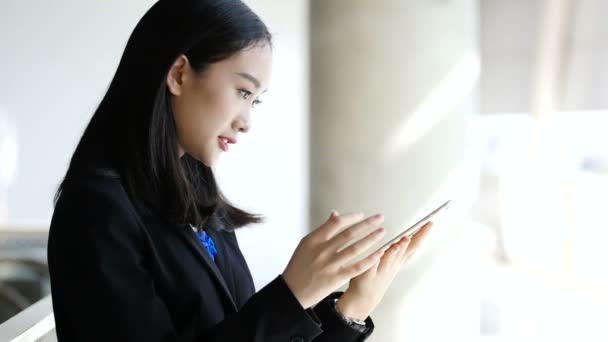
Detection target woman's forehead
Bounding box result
[219,45,273,86]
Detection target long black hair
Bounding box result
[55,0,272,230]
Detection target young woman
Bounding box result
[47,0,432,341]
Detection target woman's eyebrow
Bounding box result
[235,72,260,89]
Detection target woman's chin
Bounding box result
[201,153,219,168]
[182,151,216,167]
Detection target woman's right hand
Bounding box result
[281,211,386,309]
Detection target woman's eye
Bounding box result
[252,99,263,108]
[239,89,263,108]
[239,89,252,100]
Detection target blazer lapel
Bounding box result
[175,224,238,312]
[205,228,238,302]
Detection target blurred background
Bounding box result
[0,0,607,341]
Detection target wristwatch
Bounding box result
[331,298,367,332]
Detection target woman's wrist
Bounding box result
[332,299,367,326]
[335,292,371,322]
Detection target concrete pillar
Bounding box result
[310,1,480,340]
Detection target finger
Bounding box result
[332,226,385,265]
[327,214,384,250]
[377,240,403,273]
[318,212,366,240]
[409,221,432,246]
[396,237,414,269]
[393,238,414,276]
[404,222,433,259]
[371,259,381,273]
[357,258,381,279]
[340,248,385,279]
[395,235,416,272]
[396,236,412,260]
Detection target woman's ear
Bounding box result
[166,55,190,96]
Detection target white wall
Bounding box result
[0,0,310,289]
[0,0,157,223]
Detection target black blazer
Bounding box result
[47,171,375,341]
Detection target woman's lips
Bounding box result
[218,137,229,152]
[218,136,237,152]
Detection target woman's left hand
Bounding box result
[335,221,433,321]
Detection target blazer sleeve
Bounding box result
[48,181,323,342]
[309,292,375,342]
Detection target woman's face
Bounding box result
[167,43,272,166]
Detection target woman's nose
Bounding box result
[232,115,250,133]
[238,122,250,133]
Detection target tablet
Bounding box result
[374,200,450,254]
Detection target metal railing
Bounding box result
[0,227,53,341]
[0,295,56,342]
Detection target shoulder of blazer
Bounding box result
[59,167,232,236]
[61,172,128,207]
[56,171,147,236]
